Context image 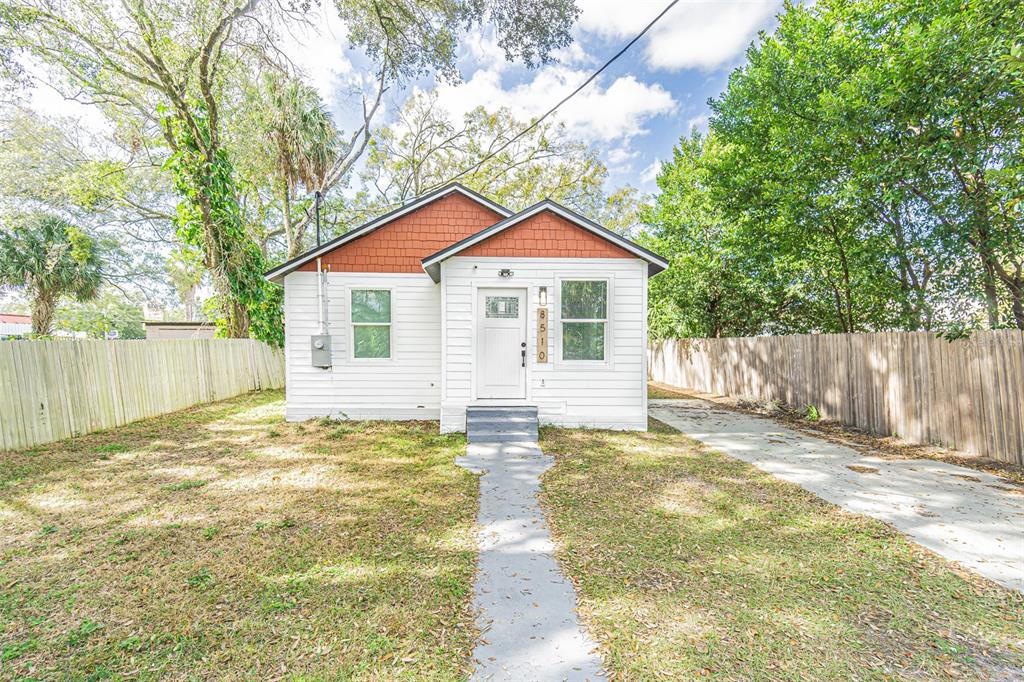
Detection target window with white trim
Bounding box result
[560,280,607,361]
[350,289,391,359]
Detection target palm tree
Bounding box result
[0,214,103,334]
[263,74,340,258]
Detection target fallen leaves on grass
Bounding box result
[0,390,478,680]
[540,420,1024,681]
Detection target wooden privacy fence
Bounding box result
[0,339,285,451]
[649,331,1024,465]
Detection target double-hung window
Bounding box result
[560,280,607,361]
[350,289,391,359]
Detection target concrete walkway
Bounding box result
[650,399,1024,592]
[457,441,605,682]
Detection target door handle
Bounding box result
[521,348,526,367]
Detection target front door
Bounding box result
[476,288,527,399]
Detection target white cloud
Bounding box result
[551,42,595,66]
[607,146,639,165]
[686,113,709,134]
[434,65,677,143]
[276,5,357,114]
[640,160,662,185]
[463,29,511,73]
[576,0,782,71]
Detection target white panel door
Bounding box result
[476,288,527,399]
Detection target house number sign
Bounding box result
[536,308,549,363]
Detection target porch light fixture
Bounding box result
[539,286,548,306]
[499,268,513,278]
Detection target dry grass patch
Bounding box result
[540,419,1024,681]
[0,390,478,680]
[647,382,695,400]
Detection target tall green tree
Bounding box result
[641,135,797,338]
[709,0,1024,330]
[0,105,177,281]
[647,0,1023,337]
[4,0,581,337]
[0,214,103,334]
[357,90,641,233]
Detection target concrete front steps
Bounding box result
[466,406,539,443]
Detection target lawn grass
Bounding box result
[647,382,694,400]
[540,419,1024,681]
[0,390,478,680]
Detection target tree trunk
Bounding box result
[228,298,250,337]
[184,286,196,321]
[886,208,929,330]
[32,288,56,335]
[823,219,856,333]
[980,256,1000,328]
[197,190,249,337]
[1012,288,1024,330]
[283,178,300,259]
[997,270,1024,330]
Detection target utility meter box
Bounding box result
[311,335,332,368]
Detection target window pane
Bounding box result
[351,290,391,323]
[562,322,605,361]
[354,325,390,358]
[485,296,519,318]
[561,281,607,319]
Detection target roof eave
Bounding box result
[263,183,512,283]
[420,200,669,277]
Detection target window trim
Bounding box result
[556,276,611,366]
[348,286,394,362]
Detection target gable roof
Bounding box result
[264,183,511,283]
[421,200,669,282]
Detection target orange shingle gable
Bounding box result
[298,192,504,273]
[458,210,634,259]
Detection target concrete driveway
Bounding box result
[650,398,1024,593]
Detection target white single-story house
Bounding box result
[265,183,667,433]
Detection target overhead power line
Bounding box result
[304,0,683,235]
[424,0,683,191]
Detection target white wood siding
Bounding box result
[440,257,648,432]
[283,271,441,421]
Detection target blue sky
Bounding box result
[280,0,784,195]
[28,0,785,196]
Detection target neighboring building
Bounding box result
[265,183,668,433]
[144,321,216,340]
[0,313,32,337]
[142,302,166,321]
[0,313,85,338]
